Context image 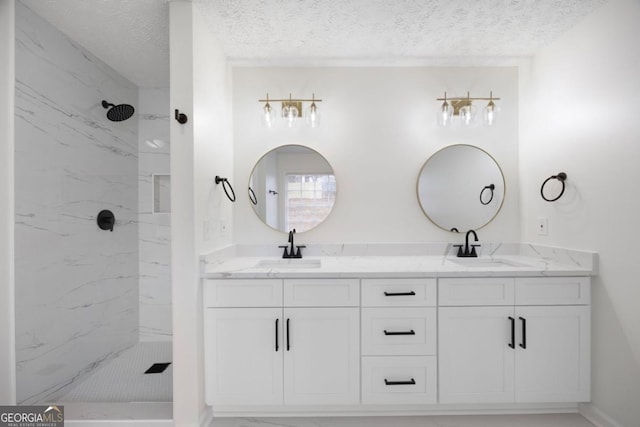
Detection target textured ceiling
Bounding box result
[21,0,170,88]
[195,0,607,60]
[21,0,607,87]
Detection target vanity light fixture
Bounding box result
[436,91,501,127]
[259,93,322,128]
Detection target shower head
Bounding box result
[102,100,135,122]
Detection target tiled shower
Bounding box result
[14,1,171,405]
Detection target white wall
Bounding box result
[138,87,172,342]
[193,11,233,255]
[0,0,16,405]
[519,0,640,425]
[170,1,232,425]
[169,2,198,424]
[233,67,520,245]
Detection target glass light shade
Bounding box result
[484,101,498,126]
[459,104,476,126]
[306,103,320,128]
[438,101,454,127]
[262,103,275,128]
[283,105,299,128]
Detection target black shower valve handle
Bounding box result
[175,109,188,124]
[97,210,115,232]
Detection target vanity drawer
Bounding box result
[362,356,437,404]
[284,279,360,307]
[516,277,590,305]
[439,277,515,306]
[362,308,436,356]
[362,278,437,307]
[204,279,282,307]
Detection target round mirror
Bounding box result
[248,145,337,233]
[417,144,505,232]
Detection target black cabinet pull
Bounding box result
[275,318,279,352]
[384,291,416,296]
[508,316,515,349]
[384,329,415,336]
[286,318,290,351]
[519,316,527,349]
[384,378,416,386]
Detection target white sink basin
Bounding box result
[255,259,322,269]
[449,257,530,268]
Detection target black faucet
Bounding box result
[279,229,306,259]
[454,229,480,257]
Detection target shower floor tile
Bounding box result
[60,341,172,402]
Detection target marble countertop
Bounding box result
[201,243,597,279]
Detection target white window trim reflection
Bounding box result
[284,173,336,232]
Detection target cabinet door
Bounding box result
[439,306,515,403]
[205,308,283,406]
[283,307,359,405]
[515,306,590,402]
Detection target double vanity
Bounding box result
[201,243,595,416]
[200,109,591,416]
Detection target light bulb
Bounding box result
[285,105,298,128]
[262,102,274,128]
[460,104,476,126]
[307,102,319,128]
[439,100,454,127]
[484,98,498,126]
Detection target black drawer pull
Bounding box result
[384,291,416,296]
[519,316,527,349]
[508,316,515,349]
[275,318,279,352]
[384,329,415,336]
[384,378,416,386]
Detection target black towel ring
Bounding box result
[540,172,567,202]
[215,176,236,202]
[248,187,257,205]
[480,184,495,205]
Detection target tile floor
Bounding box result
[60,342,172,403]
[210,414,596,427]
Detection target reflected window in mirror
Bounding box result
[286,174,336,232]
[249,145,337,233]
[417,144,505,232]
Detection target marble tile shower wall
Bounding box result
[14,2,138,404]
[138,88,171,341]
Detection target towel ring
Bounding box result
[480,184,495,205]
[215,176,236,202]
[248,187,257,205]
[540,172,567,202]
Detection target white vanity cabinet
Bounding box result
[206,307,284,405]
[438,277,591,404]
[283,277,360,405]
[204,278,360,407]
[204,270,592,414]
[361,278,438,404]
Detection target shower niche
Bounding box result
[153,174,171,214]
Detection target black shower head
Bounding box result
[102,100,135,122]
